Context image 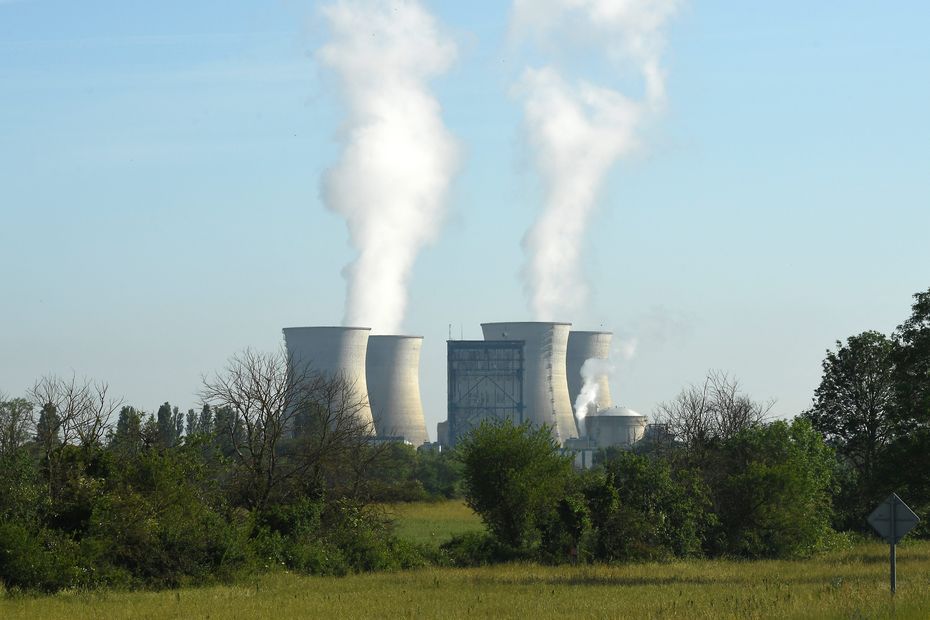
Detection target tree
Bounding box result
[882,288,930,532]
[654,371,773,453]
[581,453,713,561]
[708,418,837,558]
[457,420,573,550]
[0,395,34,457]
[110,406,144,454]
[156,402,183,448]
[200,348,373,511]
[803,331,897,480]
[29,375,121,449]
[893,288,930,427]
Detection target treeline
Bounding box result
[446,287,930,565]
[0,351,460,593]
[802,288,930,532]
[451,416,836,565]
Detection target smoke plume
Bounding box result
[512,0,679,320]
[318,0,459,332]
[573,356,614,435]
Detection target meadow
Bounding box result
[382,500,485,546]
[1,501,928,619]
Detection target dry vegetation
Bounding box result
[3,535,930,618]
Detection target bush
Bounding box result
[439,532,517,567]
[575,455,713,562]
[0,523,81,593]
[458,420,573,551]
[708,418,837,558]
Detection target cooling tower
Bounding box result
[366,335,429,445]
[481,322,577,443]
[566,331,613,417]
[282,326,375,433]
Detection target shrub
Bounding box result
[708,418,837,558]
[458,420,573,550]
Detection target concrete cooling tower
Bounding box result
[566,331,613,417]
[366,335,429,445]
[481,322,577,443]
[282,326,375,432]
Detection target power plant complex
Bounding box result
[282,322,647,457]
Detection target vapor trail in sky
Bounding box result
[318,0,459,332]
[512,0,679,321]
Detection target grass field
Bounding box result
[382,500,485,546]
[3,502,930,619]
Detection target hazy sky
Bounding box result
[2,1,929,439]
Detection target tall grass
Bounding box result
[3,541,929,619]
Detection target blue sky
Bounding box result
[2,1,928,437]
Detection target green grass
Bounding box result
[383,500,485,547]
[3,541,930,619]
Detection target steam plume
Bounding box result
[318,0,459,332]
[573,356,614,436]
[512,0,679,320]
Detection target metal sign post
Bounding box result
[867,493,920,594]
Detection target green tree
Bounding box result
[582,453,713,561]
[804,331,897,478]
[881,288,930,533]
[802,331,897,528]
[458,420,573,550]
[156,402,183,448]
[709,418,837,558]
[893,288,930,427]
[415,449,462,499]
[0,396,34,456]
[110,406,143,454]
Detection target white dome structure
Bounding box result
[585,406,646,449]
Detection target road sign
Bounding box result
[868,493,920,544]
[867,493,920,593]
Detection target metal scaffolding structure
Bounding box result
[447,340,525,446]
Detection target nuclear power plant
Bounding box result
[281,321,647,457]
[441,321,647,455]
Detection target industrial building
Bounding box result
[441,321,647,456]
[446,339,525,447]
[281,321,646,456]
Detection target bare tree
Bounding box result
[200,347,375,510]
[29,375,122,448]
[654,371,773,451]
[0,392,34,457]
[27,375,122,499]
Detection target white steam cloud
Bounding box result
[318,0,459,332]
[573,356,614,436]
[512,0,679,320]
